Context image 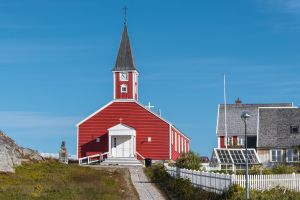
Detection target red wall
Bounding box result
[170,127,190,160]
[78,101,171,160]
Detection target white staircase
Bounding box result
[101,157,143,166]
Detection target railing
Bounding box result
[79,152,108,165]
[165,165,300,193]
[136,151,145,160]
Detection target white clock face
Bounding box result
[120,72,128,81]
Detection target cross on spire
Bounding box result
[123,6,128,24]
[146,102,155,110]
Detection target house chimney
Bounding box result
[235,98,242,105]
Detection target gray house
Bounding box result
[258,107,300,165]
[216,99,298,165]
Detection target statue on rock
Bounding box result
[59,141,68,164]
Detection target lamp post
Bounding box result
[241,111,251,200]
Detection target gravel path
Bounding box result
[129,167,165,200]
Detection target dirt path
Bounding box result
[129,167,166,200]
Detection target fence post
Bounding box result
[176,166,180,179]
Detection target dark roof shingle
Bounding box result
[113,24,136,71]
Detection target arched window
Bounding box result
[121,84,127,93]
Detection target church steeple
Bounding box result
[113,24,136,71]
[113,18,139,101]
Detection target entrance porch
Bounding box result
[108,123,136,158]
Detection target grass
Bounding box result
[144,164,300,200]
[0,160,139,200]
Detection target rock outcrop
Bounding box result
[0,131,43,172]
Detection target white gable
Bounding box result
[108,123,135,131]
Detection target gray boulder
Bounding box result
[0,131,43,172]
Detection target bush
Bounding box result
[176,151,201,170]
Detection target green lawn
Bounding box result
[0,160,139,200]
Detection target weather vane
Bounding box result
[123,6,128,24]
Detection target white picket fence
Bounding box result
[233,173,300,192]
[165,165,232,193]
[164,165,300,193]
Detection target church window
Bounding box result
[175,133,177,151]
[171,131,173,145]
[178,135,180,153]
[181,137,184,153]
[121,84,127,93]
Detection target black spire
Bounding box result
[113,23,136,71]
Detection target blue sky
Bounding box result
[0,1,300,157]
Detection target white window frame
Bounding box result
[119,72,129,81]
[286,149,299,162]
[178,135,180,153]
[270,149,283,162]
[227,137,233,146]
[171,131,174,145]
[120,84,127,93]
[237,137,244,146]
[181,137,184,153]
[175,133,177,151]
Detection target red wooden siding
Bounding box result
[114,72,138,100]
[78,101,170,160]
[170,126,190,160]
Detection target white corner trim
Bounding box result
[76,127,79,159]
[113,72,116,99]
[76,100,115,126]
[257,108,260,148]
[169,125,171,160]
[216,104,220,136]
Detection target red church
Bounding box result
[77,22,190,164]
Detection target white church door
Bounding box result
[111,136,132,157]
[108,124,136,158]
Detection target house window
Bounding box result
[286,149,298,162]
[184,140,187,153]
[290,126,299,134]
[96,138,100,143]
[121,84,127,93]
[271,149,282,162]
[237,137,244,146]
[227,137,233,146]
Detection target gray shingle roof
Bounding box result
[258,108,300,148]
[113,24,136,71]
[217,103,293,137]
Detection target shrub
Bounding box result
[176,151,201,170]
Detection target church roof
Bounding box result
[113,24,136,71]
